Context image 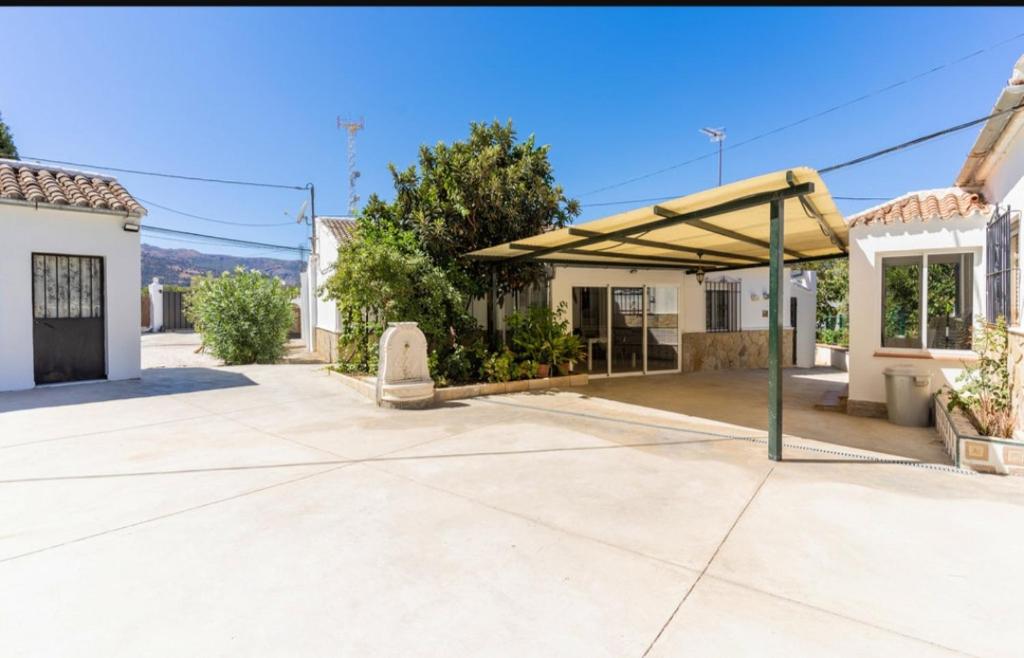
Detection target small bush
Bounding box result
[505,302,579,366]
[817,326,849,347]
[480,348,516,383]
[186,266,294,365]
[947,317,1016,437]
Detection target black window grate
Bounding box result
[706,280,740,332]
[986,205,1012,324]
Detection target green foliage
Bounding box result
[186,266,293,365]
[803,258,848,332]
[480,348,516,383]
[368,119,580,301]
[883,261,921,342]
[324,119,577,385]
[947,317,1016,437]
[322,219,480,382]
[816,326,849,347]
[505,302,581,367]
[0,112,17,159]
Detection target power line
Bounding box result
[19,156,307,191]
[135,196,297,227]
[579,30,1024,197]
[579,104,1024,211]
[141,224,307,254]
[141,233,303,258]
[818,104,1023,174]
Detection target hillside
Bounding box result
[141,244,304,287]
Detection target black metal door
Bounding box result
[32,254,106,384]
[790,297,797,365]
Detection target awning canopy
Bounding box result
[466,167,847,272]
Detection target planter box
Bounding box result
[814,344,849,371]
[334,371,588,405]
[934,393,1024,475]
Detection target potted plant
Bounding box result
[506,302,575,378]
[554,333,585,376]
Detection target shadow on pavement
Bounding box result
[0,367,257,413]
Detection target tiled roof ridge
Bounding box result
[847,187,989,227]
[0,159,145,216]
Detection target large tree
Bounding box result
[366,119,580,299]
[0,112,18,159]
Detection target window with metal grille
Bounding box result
[987,205,1013,324]
[705,279,740,332]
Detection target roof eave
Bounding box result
[0,196,146,219]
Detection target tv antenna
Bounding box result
[337,116,365,215]
[699,127,726,186]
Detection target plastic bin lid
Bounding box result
[883,365,930,378]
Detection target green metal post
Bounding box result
[768,198,784,461]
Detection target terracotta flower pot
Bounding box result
[556,362,572,376]
[536,363,550,378]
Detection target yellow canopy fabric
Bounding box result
[466,167,847,271]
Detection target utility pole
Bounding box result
[337,116,365,215]
[699,127,726,186]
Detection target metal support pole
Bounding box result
[487,267,498,350]
[768,198,784,461]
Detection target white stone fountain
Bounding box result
[375,322,435,409]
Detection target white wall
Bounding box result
[979,103,1024,213]
[848,216,987,405]
[312,220,341,333]
[0,203,141,391]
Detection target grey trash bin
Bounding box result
[883,366,932,427]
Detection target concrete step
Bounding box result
[815,385,849,413]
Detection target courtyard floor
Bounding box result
[0,338,1021,657]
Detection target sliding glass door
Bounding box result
[611,287,644,373]
[646,287,679,371]
[572,284,680,376]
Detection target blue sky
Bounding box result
[2,7,1023,260]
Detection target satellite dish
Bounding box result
[293,200,309,224]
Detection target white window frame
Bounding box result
[878,249,980,357]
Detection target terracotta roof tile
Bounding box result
[0,159,146,216]
[320,217,356,243]
[847,188,990,227]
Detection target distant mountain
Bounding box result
[141,244,304,287]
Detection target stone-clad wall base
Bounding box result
[1009,329,1024,439]
[681,329,794,372]
[315,328,340,363]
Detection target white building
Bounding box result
[472,264,817,376]
[845,190,991,416]
[304,215,355,362]
[0,159,146,391]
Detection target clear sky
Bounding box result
[2,7,1023,260]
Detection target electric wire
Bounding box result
[579,31,1024,197]
[141,224,307,254]
[18,156,307,191]
[135,196,297,227]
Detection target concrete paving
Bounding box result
[0,351,1022,657]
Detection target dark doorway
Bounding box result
[32,253,106,384]
[790,297,798,365]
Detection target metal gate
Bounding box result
[986,205,1012,323]
[32,253,105,384]
[162,289,193,330]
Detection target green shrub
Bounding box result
[947,318,1016,437]
[817,326,849,347]
[186,266,294,365]
[480,348,516,383]
[506,302,575,366]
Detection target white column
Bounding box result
[148,277,163,333]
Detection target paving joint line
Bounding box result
[641,466,775,658]
[483,398,971,475]
[702,572,981,657]
[0,433,449,565]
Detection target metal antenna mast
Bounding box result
[699,127,726,186]
[337,116,365,214]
